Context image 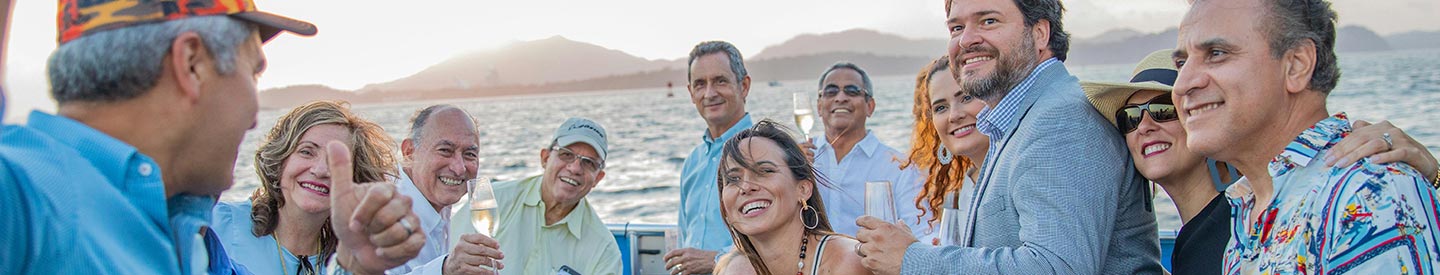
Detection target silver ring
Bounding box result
[855,243,866,257]
[1383,132,1394,150]
[400,219,415,235]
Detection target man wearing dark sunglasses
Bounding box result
[802,62,929,239]
[451,117,623,275]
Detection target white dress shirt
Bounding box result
[811,131,931,238]
[387,168,453,275]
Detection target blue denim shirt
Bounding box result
[677,114,753,255]
[0,111,247,274]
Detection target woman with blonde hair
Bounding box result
[212,100,398,274]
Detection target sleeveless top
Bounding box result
[809,235,833,274]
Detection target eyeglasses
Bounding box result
[821,84,869,98]
[550,146,605,172]
[1116,93,1179,134]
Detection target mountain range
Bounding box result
[261,27,1440,109]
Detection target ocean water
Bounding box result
[223,49,1440,232]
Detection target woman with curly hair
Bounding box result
[900,56,991,244]
[212,100,397,274]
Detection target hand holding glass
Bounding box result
[865,181,897,223]
[793,92,816,140]
[468,177,498,236]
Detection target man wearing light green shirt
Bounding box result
[451,117,621,275]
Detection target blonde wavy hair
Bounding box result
[900,56,977,229]
[250,100,398,263]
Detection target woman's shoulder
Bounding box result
[715,251,756,275]
[211,200,257,236]
[819,235,872,275]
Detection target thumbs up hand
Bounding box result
[327,141,426,274]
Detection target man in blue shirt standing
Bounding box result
[0,1,423,274]
[664,40,754,275]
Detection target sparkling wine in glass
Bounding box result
[468,177,498,236]
[793,92,816,140]
[865,181,897,223]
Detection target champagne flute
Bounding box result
[865,181,897,223]
[467,177,498,236]
[793,92,816,140]
[936,192,963,246]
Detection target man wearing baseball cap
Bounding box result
[450,117,623,275]
[0,1,421,274]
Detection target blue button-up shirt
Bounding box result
[678,114,753,254]
[1223,113,1440,274]
[212,201,326,275]
[811,131,930,238]
[0,111,246,274]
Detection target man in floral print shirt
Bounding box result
[1172,0,1440,274]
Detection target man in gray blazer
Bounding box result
[854,0,1163,274]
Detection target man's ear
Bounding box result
[1282,40,1318,94]
[539,147,551,164]
[1032,19,1052,56]
[401,138,417,160]
[739,75,752,99]
[168,31,207,104]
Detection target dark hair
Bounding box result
[945,0,1070,61]
[1260,0,1340,93]
[251,100,398,265]
[817,62,875,100]
[716,120,837,275]
[901,56,975,229]
[687,41,748,82]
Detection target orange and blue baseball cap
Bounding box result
[58,0,317,44]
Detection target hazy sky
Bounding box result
[5,0,1437,122]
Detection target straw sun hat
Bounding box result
[1082,49,1181,129]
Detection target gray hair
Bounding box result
[816,62,874,100]
[406,104,478,149]
[945,0,1070,61]
[687,41,748,82]
[1259,0,1340,93]
[47,16,255,103]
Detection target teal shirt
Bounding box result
[0,111,240,274]
[677,114,752,253]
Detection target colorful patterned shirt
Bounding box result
[1223,113,1440,274]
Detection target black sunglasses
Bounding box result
[821,84,869,98]
[1116,93,1178,134]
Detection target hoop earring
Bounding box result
[937,145,954,165]
[801,204,819,230]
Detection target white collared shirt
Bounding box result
[387,168,453,275]
[811,130,931,238]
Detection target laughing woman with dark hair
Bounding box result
[212,100,398,274]
[713,120,870,275]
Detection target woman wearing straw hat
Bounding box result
[1083,49,1438,275]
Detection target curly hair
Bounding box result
[250,100,398,263]
[717,120,839,275]
[901,56,977,230]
